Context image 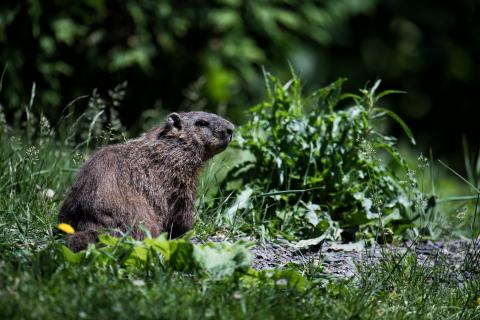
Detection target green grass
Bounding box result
[1,237,479,319]
[0,122,478,320]
[1,81,480,319]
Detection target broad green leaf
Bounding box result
[97,234,119,246]
[193,241,252,280]
[294,234,326,249]
[168,242,195,272]
[61,245,84,264]
[329,240,365,252]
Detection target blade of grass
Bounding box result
[438,159,480,194]
[375,107,416,145]
[437,195,480,203]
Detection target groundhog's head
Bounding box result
[156,111,234,159]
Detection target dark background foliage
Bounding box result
[1,0,479,168]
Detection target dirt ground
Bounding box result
[195,236,476,281]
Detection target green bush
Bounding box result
[222,73,424,241]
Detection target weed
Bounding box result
[221,72,423,241]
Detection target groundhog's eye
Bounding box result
[195,120,209,127]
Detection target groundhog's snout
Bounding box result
[225,124,234,142]
[217,121,234,142]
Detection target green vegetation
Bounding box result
[1,1,479,317]
[1,241,479,319]
[1,73,479,319]
[222,73,420,242]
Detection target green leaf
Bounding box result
[225,187,253,223]
[375,107,416,145]
[61,245,84,264]
[294,234,326,249]
[167,242,195,272]
[262,269,308,291]
[329,240,365,252]
[376,89,406,100]
[51,18,86,46]
[193,241,252,280]
[131,246,148,262]
[97,234,120,246]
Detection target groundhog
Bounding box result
[58,111,234,251]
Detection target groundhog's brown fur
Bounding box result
[58,111,234,251]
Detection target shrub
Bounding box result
[222,72,423,241]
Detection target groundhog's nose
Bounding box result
[225,126,234,141]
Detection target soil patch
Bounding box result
[194,236,474,281]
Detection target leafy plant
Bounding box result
[222,72,423,241]
[61,233,253,281]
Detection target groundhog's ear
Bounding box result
[167,113,182,130]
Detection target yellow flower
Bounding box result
[58,223,75,234]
